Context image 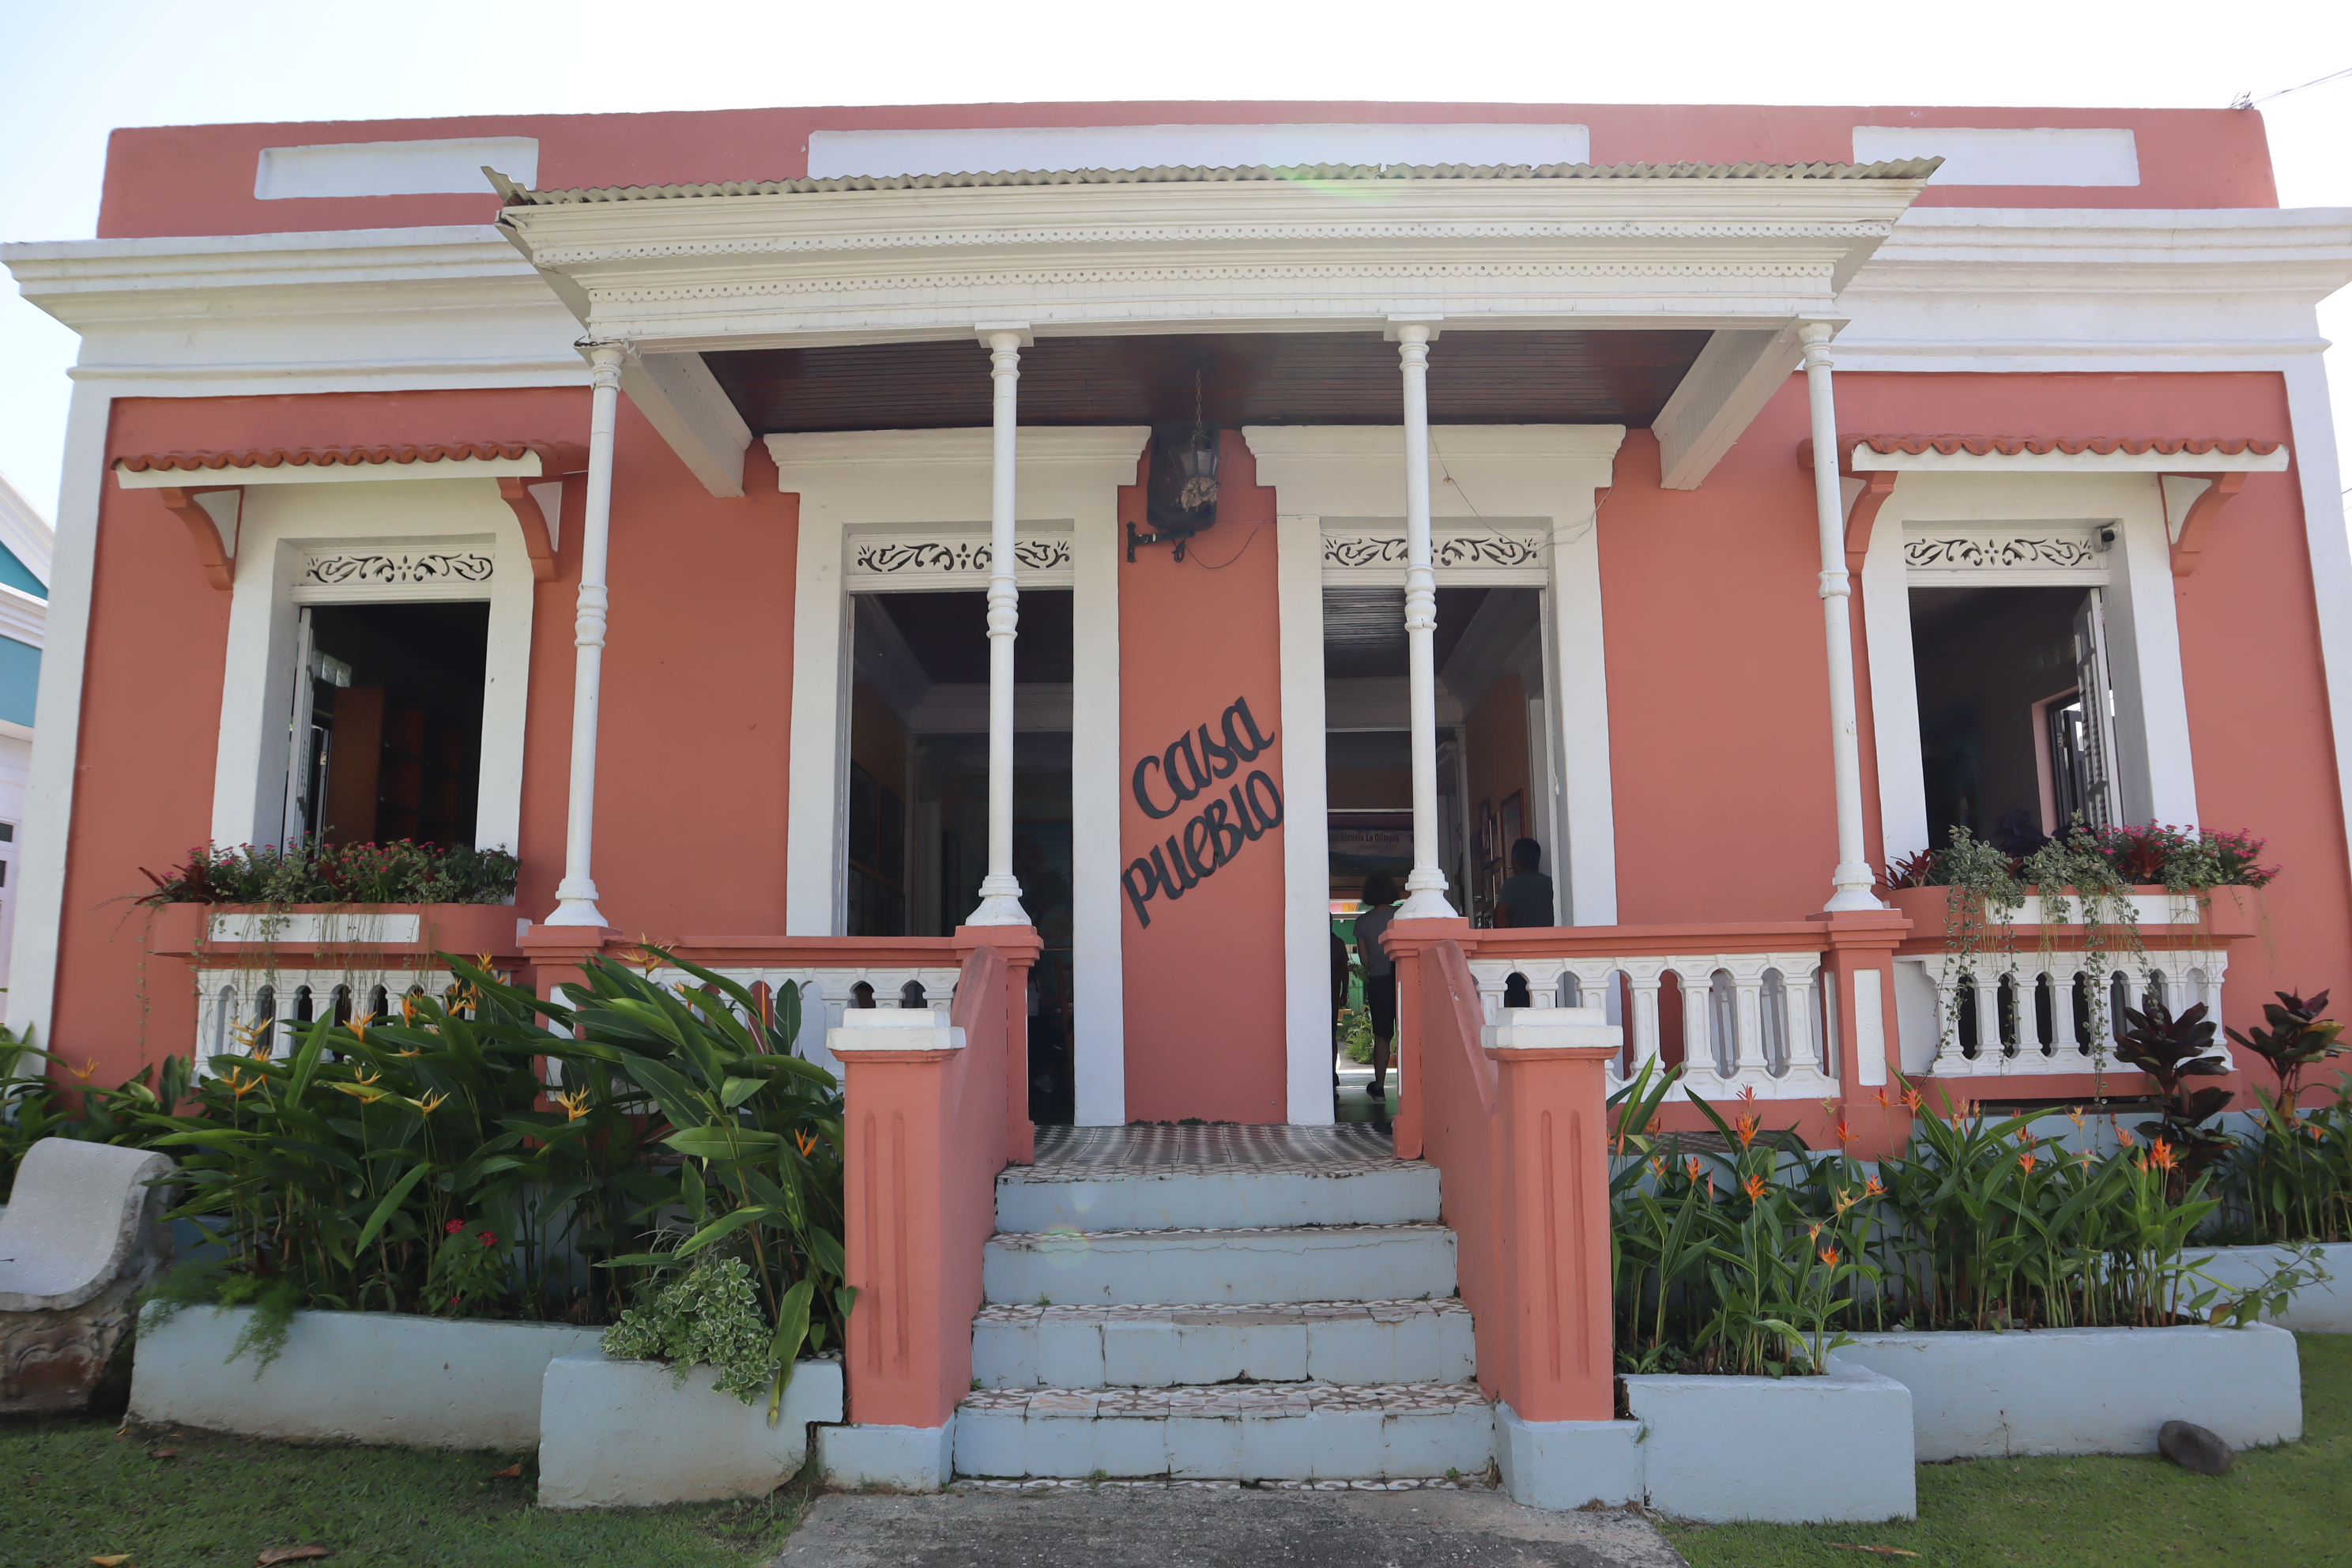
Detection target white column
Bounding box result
[1797,323,1883,913]
[546,341,627,927]
[967,328,1030,926]
[1394,322,1457,920]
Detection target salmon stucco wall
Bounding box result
[1118,434,1289,1123]
[48,390,799,1088]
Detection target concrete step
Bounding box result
[983,1225,1457,1307]
[952,1382,1494,1481]
[972,1299,1476,1389]
[997,1160,1442,1233]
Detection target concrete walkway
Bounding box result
[778,1487,1687,1566]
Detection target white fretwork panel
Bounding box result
[846,531,1074,590]
[646,965,963,1082]
[1901,948,2231,1079]
[1321,526,1548,586]
[1901,523,2109,586]
[292,536,499,603]
[193,965,458,1072]
[1467,952,1837,1101]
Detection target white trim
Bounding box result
[1246,425,1623,925]
[1276,512,1334,1125]
[769,427,1147,1114]
[807,123,1594,180]
[1067,469,1125,1126]
[1866,470,2198,869]
[113,452,551,489]
[1852,445,2289,475]
[207,482,534,855]
[5,384,110,1037]
[0,584,47,650]
[1850,127,2139,189]
[0,470,55,586]
[2282,356,2352,873]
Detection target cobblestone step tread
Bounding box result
[974,1298,1470,1326]
[959,1382,1491,1418]
[989,1223,1449,1249]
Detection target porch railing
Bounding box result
[1905,949,2235,1078]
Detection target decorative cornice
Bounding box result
[1902,530,2103,572]
[1321,525,1549,580]
[300,549,496,592]
[849,535,1073,581]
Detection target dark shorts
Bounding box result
[1364,973,1397,1038]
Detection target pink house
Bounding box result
[7,102,2349,1492]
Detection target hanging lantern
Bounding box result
[1129,368,1221,562]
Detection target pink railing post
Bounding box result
[1810,909,1910,1159]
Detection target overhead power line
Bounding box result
[2233,65,2352,110]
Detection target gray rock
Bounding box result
[0,1139,176,1415]
[2158,1419,2234,1476]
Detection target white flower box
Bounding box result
[1619,1356,1916,1524]
[537,1351,844,1507]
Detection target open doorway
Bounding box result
[850,586,1076,1121]
[1911,584,2119,853]
[290,602,489,849]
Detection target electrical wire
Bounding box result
[2233,65,2352,109]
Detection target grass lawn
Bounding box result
[0,1418,805,1568]
[1662,1332,2352,1567]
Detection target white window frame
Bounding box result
[209,477,537,857]
[1861,469,2199,868]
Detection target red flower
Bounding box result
[445,1219,466,1234]
[479,1231,499,1248]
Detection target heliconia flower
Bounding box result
[1807,1222,1822,1242]
[556,1088,592,1122]
[1685,1155,1704,1182]
[1834,1188,1858,1214]
[1649,1156,1667,1179]
[795,1129,820,1157]
[2067,1106,2086,1128]
[2150,1138,2179,1172]
[1820,1099,1840,1117]
[1819,1246,1841,1268]
[2018,1152,2039,1174]
[417,1091,447,1114]
[1742,1173,1769,1201]
[1871,1088,1894,1110]
[1835,1120,1855,1145]
[1735,1114,1762,1149]
[1901,1087,1925,1114]
[446,1219,466,1234]
[1737,1084,1760,1104]
[1864,1176,1886,1198]
[2116,1125,2136,1147]
[69,1057,99,1083]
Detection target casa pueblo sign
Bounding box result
[1123,695,1283,928]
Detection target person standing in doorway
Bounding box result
[1495,839,1555,929]
[1355,872,1401,1106]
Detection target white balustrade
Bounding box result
[193,964,458,1072]
[646,965,962,1080]
[1901,949,2233,1078]
[1464,951,1837,1100]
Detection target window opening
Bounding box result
[289,602,491,849]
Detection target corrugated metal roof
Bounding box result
[115,440,582,474]
[1854,435,2282,458]
[489,158,1943,207]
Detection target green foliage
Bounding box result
[602,1257,779,1404]
[111,946,847,1414]
[1611,1069,2248,1376]
[1336,1004,1374,1065]
[2113,999,2238,1187]
[138,838,521,906]
[2222,990,2352,1245]
[0,1023,190,1200]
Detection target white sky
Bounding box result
[2,0,2347,526]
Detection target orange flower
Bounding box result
[1864,1175,1886,1199]
[1741,1173,1769,1201]
[2116,1125,2136,1148]
[794,1129,819,1157]
[1648,1155,1668,1179]
[1705,1174,1717,1200]
[1684,1155,1704,1183]
[1738,1084,1760,1104]
[1901,1087,1925,1114]
[1808,1221,1823,1241]
[1834,1188,1858,1214]
[68,1056,99,1083]
[2018,1152,2039,1174]
[1734,1113,1762,1150]
[556,1088,591,1122]
[1819,1246,1841,1268]
[1835,1119,1855,1145]
[2309,1122,2328,1142]
[2066,1106,2086,1129]
[350,1021,368,1044]
[2149,1138,2179,1172]
[1871,1088,1895,1110]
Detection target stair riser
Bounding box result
[984,1231,1457,1306]
[954,1407,1494,1481]
[973,1313,1477,1389]
[997,1168,1442,1233]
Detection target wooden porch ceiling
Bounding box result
[705,329,1712,433]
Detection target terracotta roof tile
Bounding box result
[491,158,1943,206]
[1852,435,2282,459]
[115,441,582,474]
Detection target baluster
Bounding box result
[1472,966,1510,1024]
[1732,964,1769,1084]
[1973,967,2004,1064]
[1785,963,1824,1081]
[1928,960,1963,1076]
[1622,962,1666,1085]
[1679,967,1719,1083]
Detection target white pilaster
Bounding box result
[1392,323,1457,921]
[967,326,1030,926]
[1797,323,1883,914]
[1276,512,1336,1123]
[545,341,625,926]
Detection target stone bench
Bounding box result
[0,1137,176,1414]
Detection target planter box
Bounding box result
[537,1352,845,1508]
[130,1305,600,1448]
[2196,1243,2352,1333]
[1887,884,2257,943]
[1620,1356,1914,1524]
[149,902,526,962]
[1838,1324,2301,1461]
